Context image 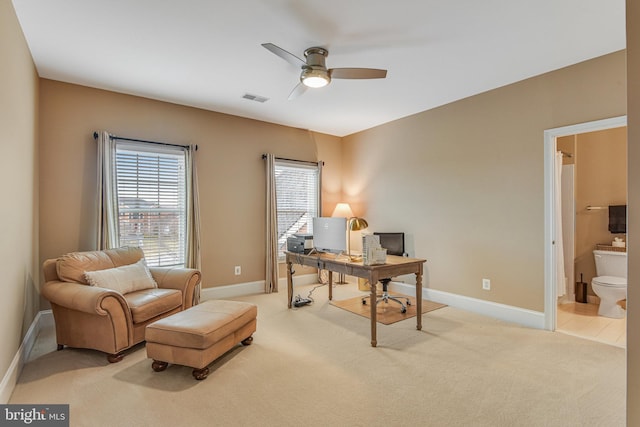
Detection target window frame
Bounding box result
[113,140,188,267]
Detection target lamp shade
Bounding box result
[332,202,354,218]
[348,217,368,231]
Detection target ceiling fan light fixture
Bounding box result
[262,43,386,99]
[300,67,330,88]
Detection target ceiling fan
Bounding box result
[261,43,387,100]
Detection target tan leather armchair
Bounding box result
[42,247,201,362]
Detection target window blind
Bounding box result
[274,160,320,259]
[115,142,187,267]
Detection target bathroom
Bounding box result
[556,126,627,347]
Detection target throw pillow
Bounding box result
[84,258,157,294]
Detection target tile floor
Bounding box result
[556,302,626,348]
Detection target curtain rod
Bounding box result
[261,154,323,166]
[560,150,572,158]
[93,132,198,151]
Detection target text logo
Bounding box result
[0,405,68,426]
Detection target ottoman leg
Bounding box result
[192,367,210,380]
[152,360,168,372]
[107,352,124,363]
[241,335,254,346]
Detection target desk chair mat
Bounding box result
[330,294,446,325]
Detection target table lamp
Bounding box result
[347,216,368,260]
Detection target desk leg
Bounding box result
[328,271,333,300]
[370,281,377,347]
[287,260,294,309]
[416,271,423,331]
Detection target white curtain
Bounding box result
[265,153,279,293]
[555,151,566,297]
[96,131,119,250]
[185,144,202,304]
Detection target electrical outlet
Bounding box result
[234,266,241,275]
[482,278,491,290]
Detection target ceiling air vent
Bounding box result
[242,93,269,103]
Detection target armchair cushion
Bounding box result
[85,259,157,294]
[124,288,183,323]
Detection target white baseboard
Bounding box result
[0,310,54,404]
[201,276,544,329]
[201,280,265,300]
[200,274,318,300]
[390,282,545,330]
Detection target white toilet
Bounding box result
[592,249,627,318]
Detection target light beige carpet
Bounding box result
[10,283,626,427]
[330,293,446,324]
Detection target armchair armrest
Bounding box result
[149,267,201,308]
[41,280,129,316]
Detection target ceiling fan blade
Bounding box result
[287,83,308,100]
[329,68,387,79]
[262,43,305,68]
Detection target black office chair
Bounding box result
[362,232,411,313]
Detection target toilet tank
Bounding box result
[593,250,627,278]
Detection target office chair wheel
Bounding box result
[406,300,411,306]
[401,307,407,314]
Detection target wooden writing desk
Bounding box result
[285,251,427,347]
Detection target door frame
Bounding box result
[544,115,627,330]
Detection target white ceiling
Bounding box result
[12,0,626,137]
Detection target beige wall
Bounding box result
[38,80,341,289]
[626,0,640,422]
[3,3,638,420]
[0,1,39,388]
[343,51,626,312]
[574,127,627,294]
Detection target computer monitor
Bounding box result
[312,217,347,254]
[373,232,405,256]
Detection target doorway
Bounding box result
[544,116,627,334]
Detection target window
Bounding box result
[274,160,320,259]
[115,141,187,267]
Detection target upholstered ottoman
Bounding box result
[145,299,257,380]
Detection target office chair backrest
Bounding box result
[373,232,405,256]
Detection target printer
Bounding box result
[287,234,313,254]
